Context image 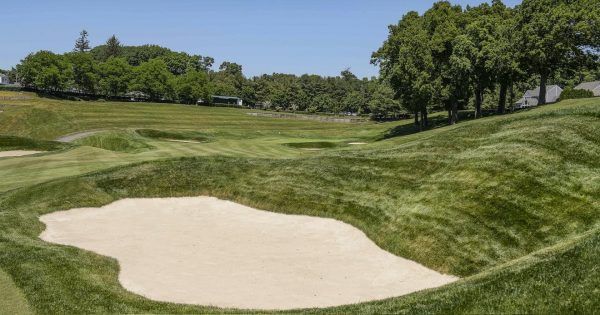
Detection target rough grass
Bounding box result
[0,268,33,315]
[136,128,210,142]
[0,135,71,152]
[73,130,154,153]
[284,141,340,149]
[0,93,598,313]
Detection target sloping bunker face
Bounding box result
[39,197,457,310]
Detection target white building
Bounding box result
[0,74,9,85]
[515,85,563,109]
[574,81,600,97]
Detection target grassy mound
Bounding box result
[0,95,598,313]
[136,129,210,143]
[73,131,154,153]
[284,141,340,149]
[0,135,71,152]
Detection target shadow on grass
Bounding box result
[379,110,504,140]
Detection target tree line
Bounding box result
[373,0,599,127]
[9,31,400,119]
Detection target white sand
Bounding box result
[39,197,457,310]
[0,150,43,158]
[348,142,368,145]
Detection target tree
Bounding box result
[372,11,435,127]
[342,91,366,114]
[98,57,132,96]
[74,30,90,52]
[16,51,72,90]
[66,52,97,93]
[516,0,599,105]
[105,35,122,59]
[175,69,211,104]
[368,83,403,120]
[129,59,174,99]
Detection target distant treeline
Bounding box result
[6,32,400,119]
[373,0,600,127]
[4,0,599,123]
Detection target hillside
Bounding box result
[0,93,598,313]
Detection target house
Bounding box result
[0,73,9,85]
[574,81,600,97]
[201,95,243,106]
[124,91,149,102]
[515,85,563,109]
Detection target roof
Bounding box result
[524,85,562,97]
[212,95,241,100]
[575,81,600,91]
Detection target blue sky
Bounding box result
[1,0,521,78]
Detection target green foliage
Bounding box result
[16,51,72,91]
[174,69,211,104]
[98,57,132,96]
[73,29,90,52]
[374,0,600,126]
[104,35,122,59]
[66,52,98,93]
[129,59,175,99]
[559,87,594,101]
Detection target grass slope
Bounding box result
[0,268,33,315]
[73,130,154,153]
[0,135,71,152]
[0,93,598,313]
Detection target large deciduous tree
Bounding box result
[66,52,98,93]
[129,59,174,100]
[516,0,599,105]
[98,57,132,96]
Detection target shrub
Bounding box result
[560,87,594,101]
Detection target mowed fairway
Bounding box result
[0,91,599,313]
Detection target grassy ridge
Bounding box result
[0,93,598,313]
[73,130,154,153]
[0,268,33,315]
[0,135,71,152]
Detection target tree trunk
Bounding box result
[422,110,428,128]
[498,82,508,114]
[539,71,548,105]
[509,82,515,112]
[450,103,458,125]
[414,110,420,128]
[474,85,483,119]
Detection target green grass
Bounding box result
[136,128,210,142]
[73,130,154,153]
[0,135,71,152]
[283,141,341,149]
[0,268,33,315]
[0,92,598,313]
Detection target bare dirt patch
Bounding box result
[39,196,457,310]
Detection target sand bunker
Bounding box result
[348,142,368,145]
[39,197,457,310]
[0,150,43,158]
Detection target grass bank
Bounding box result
[0,93,598,313]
